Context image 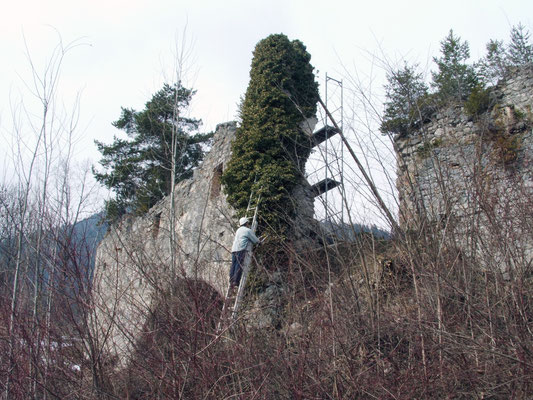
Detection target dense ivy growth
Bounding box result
[221,34,319,237]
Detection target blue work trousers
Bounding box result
[230,250,247,286]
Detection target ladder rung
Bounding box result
[217,189,262,334]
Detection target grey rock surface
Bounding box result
[92,120,319,361]
[396,64,533,276]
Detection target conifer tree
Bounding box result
[380,63,429,136]
[508,23,533,66]
[477,39,508,86]
[221,34,319,237]
[432,30,478,103]
[94,83,211,223]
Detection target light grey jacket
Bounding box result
[231,226,259,252]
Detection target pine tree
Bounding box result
[432,30,478,103]
[380,63,430,136]
[94,83,211,223]
[221,34,319,237]
[477,39,508,86]
[508,23,533,66]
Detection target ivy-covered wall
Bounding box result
[221,34,319,238]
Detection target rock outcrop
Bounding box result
[396,64,533,275]
[92,121,319,361]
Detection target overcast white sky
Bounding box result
[0,0,531,221]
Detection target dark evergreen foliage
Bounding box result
[431,30,478,103]
[508,23,533,66]
[221,34,319,237]
[382,26,531,136]
[94,83,212,223]
[477,39,509,86]
[380,63,430,136]
[477,24,532,86]
[464,84,492,117]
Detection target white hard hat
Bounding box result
[239,217,249,226]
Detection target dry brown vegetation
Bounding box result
[2,149,532,399]
[2,37,532,399]
[83,217,532,399]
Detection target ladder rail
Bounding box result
[231,193,260,320]
[216,190,261,335]
[230,244,253,320]
[216,282,234,334]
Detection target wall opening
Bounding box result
[210,164,223,199]
[152,212,162,238]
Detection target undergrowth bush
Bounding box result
[465,84,492,117]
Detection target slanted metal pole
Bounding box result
[318,97,401,234]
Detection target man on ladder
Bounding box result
[229,217,259,289]
[216,192,262,335]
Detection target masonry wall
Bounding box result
[92,120,319,361]
[91,122,238,360]
[395,64,533,276]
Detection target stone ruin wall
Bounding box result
[92,121,237,359]
[92,120,319,360]
[92,65,533,361]
[395,64,533,275]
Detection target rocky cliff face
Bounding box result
[396,64,533,276]
[92,121,318,360]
